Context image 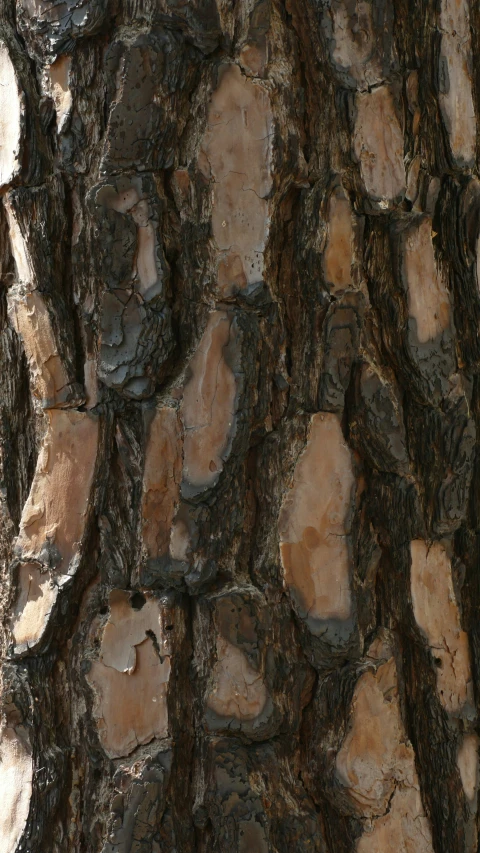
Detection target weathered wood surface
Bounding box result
[0,0,480,851]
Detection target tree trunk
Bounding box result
[0,0,479,850]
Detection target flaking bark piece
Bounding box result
[369,213,456,406]
[0,724,33,853]
[323,184,355,292]
[198,63,274,298]
[92,175,173,399]
[410,540,474,718]
[336,644,434,851]
[86,590,176,759]
[5,180,84,407]
[0,28,50,187]
[321,0,396,90]
[278,412,356,644]
[438,0,476,169]
[180,309,243,498]
[204,591,271,733]
[10,410,100,654]
[352,85,406,211]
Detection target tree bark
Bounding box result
[0,0,479,851]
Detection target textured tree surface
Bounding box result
[1,0,480,851]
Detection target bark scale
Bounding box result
[0,0,479,851]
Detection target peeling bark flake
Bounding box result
[0,727,32,853]
[0,43,22,190]
[337,654,434,852]
[353,85,406,209]
[199,63,273,297]
[86,590,171,758]
[410,540,474,717]
[180,311,240,496]
[15,410,99,570]
[278,412,355,639]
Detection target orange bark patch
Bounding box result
[357,786,434,853]
[86,590,171,758]
[16,410,99,570]
[353,86,406,208]
[410,540,473,716]
[181,311,238,493]
[278,413,355,629]
[323,186,354,291]
[404,217,451,344]
[457,734,479,803]
[439,0,476,168]
[11,563,58,652]
[329,1,380,85]
[337,655,434,851]
[199,63,273,296]
[8,288,74,408]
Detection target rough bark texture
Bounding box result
[1,0,480,851]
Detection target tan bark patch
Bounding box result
[0,726,32,853]
[16,410,99,570]
[439,0,476,168]
[323,186,354,291]
[141,407,183,560]
[353,86,406,208]
[11,563,58,652]
[0,42,22,190]
[88,639,170,759]
[199,63,273,296]
[206,636,268,721]
[100,589,170,671]
[336,659,414,815]
[337,656,434,851]
[405,217,451,344]
[86,590,171,759]
[356,786,434,853]
[410,540,474,716]
[457,734,479,803]
[181,311,238,492]
[278,413,355,630]
[4,199,31,283]
[329,1,380,86]
[8,288,73,408]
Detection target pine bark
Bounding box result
[0,0,480,851]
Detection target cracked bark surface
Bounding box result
[1,0,480,851]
